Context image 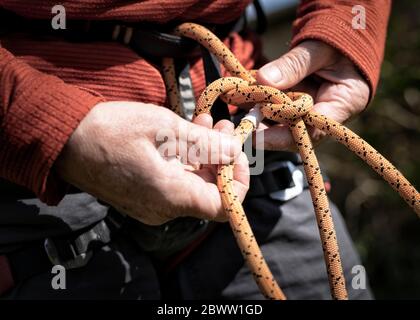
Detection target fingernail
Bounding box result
[260,64,282,83]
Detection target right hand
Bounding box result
[55,101,249,225]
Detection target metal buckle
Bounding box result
[44,220,110,269]
[267,161,304,202]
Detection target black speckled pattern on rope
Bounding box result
[161,22,420,300]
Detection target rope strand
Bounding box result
[162,22,420,300]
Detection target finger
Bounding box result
[177,152,249,222]
[184,122,242,165]
[289,76,320,98]
[312,101,350,124]
[308,98,350,148]
[192,113,213,129]
[257,41,337,90]
[167,167,227,222]
[196,151,249,196]
[315,79,370,121]
[254,124,295,151]
[313,82,355,123]
[213,119,235,134]
[191,114,216,168]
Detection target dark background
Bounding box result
[259,0,420,299]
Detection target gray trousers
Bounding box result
[3,190,372,300]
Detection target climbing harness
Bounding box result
[162,23,420,300]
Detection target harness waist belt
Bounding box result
[0,10,243,59]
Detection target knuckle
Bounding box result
[189,125,207,143]
[287,49,310,76]
[345,79,371,114]
[358,81,370,109]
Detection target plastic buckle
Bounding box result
[267,161,304,202]
[44,238,92,270]
[44,220,110,269]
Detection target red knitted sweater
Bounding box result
[0,0,391,204]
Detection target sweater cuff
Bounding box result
[291,14,384,98]
[0,54,104,205]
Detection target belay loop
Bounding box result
[161,22,420,300]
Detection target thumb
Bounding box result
[257,40,335,90]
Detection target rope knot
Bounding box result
[259,90,313,124]
[196,76,313,125]
[165,22,420,301]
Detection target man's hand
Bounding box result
[256,40,370,150]
[55,101,248,225]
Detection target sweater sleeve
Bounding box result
[291,0,391,96]
[0,47,104,205]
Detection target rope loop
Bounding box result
[162,21,420,301]
[196,76,313,123]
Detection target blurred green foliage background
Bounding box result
[261,0,420,299]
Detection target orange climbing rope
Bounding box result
[162,22,420,300]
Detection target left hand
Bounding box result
[256,40,370,150]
